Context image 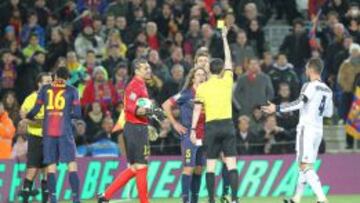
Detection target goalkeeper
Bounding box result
[162,67,208,203]
[98,58,154,203]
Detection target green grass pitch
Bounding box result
[61,195,360,203]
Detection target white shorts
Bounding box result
[296,125,323,164]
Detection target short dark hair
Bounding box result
[86,49,96,55]
[307,58,323,74]
[292,18,304,27]
[35,72,51,90]
[132,58,148,71]
[56,67,70,80]
[209,58,224,74]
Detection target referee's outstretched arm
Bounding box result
[222,26,232,71]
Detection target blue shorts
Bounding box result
[181,135,205,167]
[43,136,76,164]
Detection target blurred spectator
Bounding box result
[324,23,347,87]
[344,2,360,26]
[249,105,264,135]
[112,64,129,104]
[348,19,360,43]
[323,0,349,19]
[84,102,104,143]
[0,50,18,96]
[146,22,163,51]
[105,30,127,58]
[148,49,171,82]
[103,42,127,77]
[74,120,88,146]
[60,1,79,23]
[0,0,27,30]
[22,34,46,60]
[81,66,117,111]
[106,0,128,17]
[115,16,131,45]
[160,63,185,104]
[74,23,104,60]
[0,100,15,159]
[66,51,87,89]
[83,50,99,75]
[2,91,20,125]
[230,30,256,68]
[144,0,160,21]
[0,25,18,49]
[280,18,311,80]
[184,19,203,57]
[20,11,45,47]
[318,11,340,50]
[77,0,108,14]
[88,117,120,157]
[164,46,191,74]
[233,58,274,116]
[337,43,360,148]
[268,53,300,99]
[272,0,301,24]
[155,3,172,38]
[11,120,28,161]
[273,82,299,131]
[259,115,294,154]
[260,52,274,73]
[34,0,50,28]
[127,7,147,43]
[16,51,45,102]
[224,11,240,44]
[237,3,267,29]
[246,19,266,57]
[236,115,262,155]
[46,28,69,69]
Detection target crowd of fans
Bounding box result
[0,0,359,159]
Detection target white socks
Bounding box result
[303,168,327,202]
[293,170,306,202]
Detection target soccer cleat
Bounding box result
[220,195,231,203]
[97,193,109,203]
[283,199,295,203]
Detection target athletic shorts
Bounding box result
[43,136,76,164]
[123,122,150,164]
[204,119,237,159]
[26,134,45,168]
[296,125,323,164]
[181,135,205,167]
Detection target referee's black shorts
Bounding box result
[123,122,150,165]
[204,119,237,159]
[26,134,46,168]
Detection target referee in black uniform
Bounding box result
[191,27,239,203]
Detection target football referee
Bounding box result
[19,72,52,203]
[191,27,239,203]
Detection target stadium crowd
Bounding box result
[0,0,359,160]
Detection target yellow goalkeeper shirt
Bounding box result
[21,92,44,137]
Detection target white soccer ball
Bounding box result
[136,98,153,109]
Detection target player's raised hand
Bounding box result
[173,121,187,135]
[221,26,228,38]
[261,101,276,114]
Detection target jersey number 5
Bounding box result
[47,89,66,110]
[318,96,326,116]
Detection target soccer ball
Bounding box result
[136,98,153,109]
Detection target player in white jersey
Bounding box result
[262,58,333,203]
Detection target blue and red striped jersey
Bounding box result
[27,80,82,137]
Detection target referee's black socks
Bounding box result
[41,179,49,203]
[206,172,215,203]
[228,169,239,202]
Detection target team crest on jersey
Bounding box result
[129,92,137,101]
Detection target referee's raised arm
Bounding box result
[222,26,232,72]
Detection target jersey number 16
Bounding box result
[47,89,66,110]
